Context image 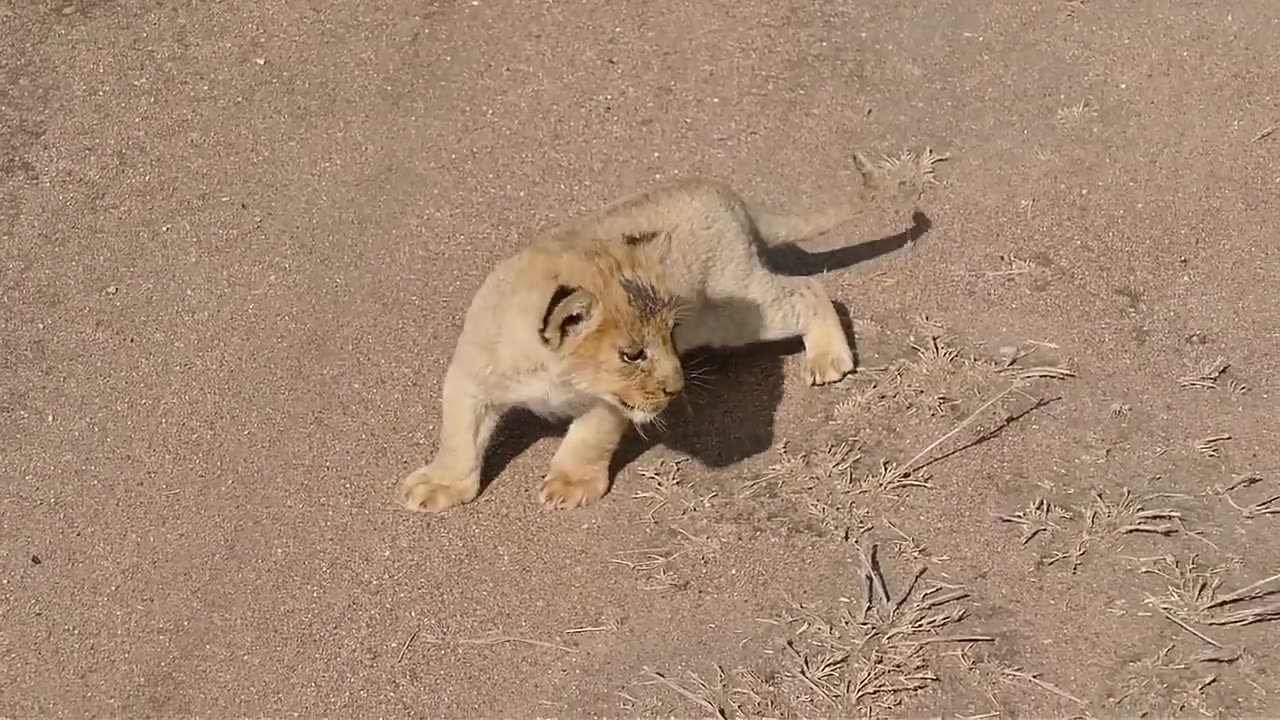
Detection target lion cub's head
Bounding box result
[539,274,685,424]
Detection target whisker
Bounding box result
[684,391,708,405]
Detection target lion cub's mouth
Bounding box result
[615,398,660,424]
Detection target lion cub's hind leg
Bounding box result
[675,275,853,385]
[792,277,855,385]
[749,274,854,386]
[539,402,630,510]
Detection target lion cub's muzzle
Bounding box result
[617,373,684,425]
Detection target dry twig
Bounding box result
[887,383,1018,484]
[1195,434,1231,458]
[1000,666,1087,706]
[1224,492,1280,520]
[1159,609,1223,649]
[396,628,421,664]
[422,633,578,654]
[642,668,726,719]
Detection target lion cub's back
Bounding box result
[592,179,761,290]
[599,177,750,234]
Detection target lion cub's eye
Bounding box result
[620,348,647,364]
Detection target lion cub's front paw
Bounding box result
[399,465,479,512]
[538,465,609,510]
[804,344,855,386]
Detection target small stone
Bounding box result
[997,345,1019,358]
[30,554,41,565]
[105,285,119,296]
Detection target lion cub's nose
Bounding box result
[663,377,684,397]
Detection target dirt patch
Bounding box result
[3,0,1279,718]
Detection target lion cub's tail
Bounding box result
[747,151,884,247]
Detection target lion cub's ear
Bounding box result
[541,285,598,349]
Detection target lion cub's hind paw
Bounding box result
[804,345,855,386]
[399,465,479,512]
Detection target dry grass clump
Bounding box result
[740,439,861,499]
[1178,355,1249,394]
[998,497,1073,545]
[867,147,950,207]
[736,440,877,542]
[832,335,998,423]
[1000,489,1186,572]
[1056,98,1097,125]
[636,545,989,717]
[838,332,1073,438]
[608,523,718,593]
[1109,642,1227,716]
[732,332,1074,552]
[773,544,991,714]
[612,458,722,591]
[1087,488,1185,536]
[1141,554,1280,629]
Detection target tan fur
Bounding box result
[400,154,889,512]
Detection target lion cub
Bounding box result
[401,155,891,511]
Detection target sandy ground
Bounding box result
[4,0,1280,717]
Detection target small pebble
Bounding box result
[105,285,119,296]
[1186,331,1211,345]
[997,345,1019,358]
